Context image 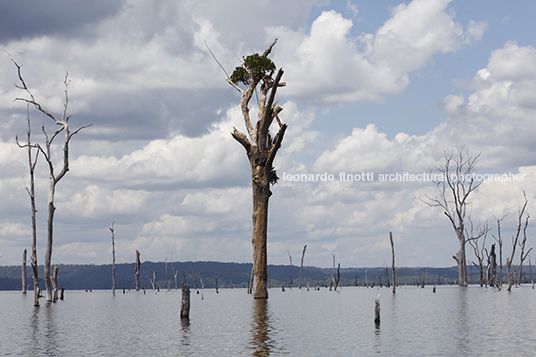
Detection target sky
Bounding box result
[1,0,536,269]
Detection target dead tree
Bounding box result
[21,249,27,294]
[12,59,91,301]
[493,215,506,286]
[518,213,532,285]
[51,265,59,302]
[15,103,40,306]
[390,232,396,293]
[110,222,116,296]
[218,39,287,299]
[507,192,529,292]
[287,249,293,288]
[165,257,170,292]
[134,249,141,291]
[299,245,307,289]
[487,243,497,287]
[420,148,482,286]
[180,282,190,319]
[467,220,489,287]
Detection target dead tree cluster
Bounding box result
[10,54,91,303]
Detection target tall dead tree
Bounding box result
[467,220,489,287]
[299,245,307,289]
[487,243,497,287]
[220,39,287,299]
[506,192,528,292]
[518,213,532,285]
[134,249,141,291]
[421,148,482,286]
[493,215,506,286]
[390,232,395,293]
[12,59,91,301]
[287,249,293,288]
[110,222,116,296]
[15,103,40,306]
[22,249,27,294]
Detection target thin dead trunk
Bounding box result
[16,104,40,306]
[165,258,170,292]
[22,249,27,294]
[487,243,497,287]
[287,250,292,288]
[110,222,116,296]
[390,232,396,293]
[507,192,528,292]
[518,213,532,285]
[453,229,468,287]
[299,245,307,289]
[135,249,141,291]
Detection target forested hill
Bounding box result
[0,261,461,291]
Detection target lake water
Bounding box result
[1,285,535,356]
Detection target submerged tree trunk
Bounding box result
[135,249,141,291]
[390,232,395,294]
[453,231,468,287]
[223,40,287,299]
[299,245,307,289]
[22,249,27,294]
[181,282,190,319]
[51,265,59,302]
[487,243,497,287]
[110,222,116,296]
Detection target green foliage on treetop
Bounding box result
[230,53,276,85]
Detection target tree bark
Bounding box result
[227,40,287,299]
[390,232,395,294]
[51,265,59,302]
[507,192,528,291]
[180,282,190,319]
[135,249,141,291]
[22,249,27,294]
[299,245,307,289]
[487,243,497,287]
[110,222,116,296]
[453,234,468,286]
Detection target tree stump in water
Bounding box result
[181,283,190,319]
[374,295,380,326]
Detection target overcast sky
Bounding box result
[1,0,536,269]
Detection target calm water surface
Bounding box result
[1,286,535,356]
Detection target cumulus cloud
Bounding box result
[269,0,486,105]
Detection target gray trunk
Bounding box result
[22,249,27,294]
[180,283,190,319]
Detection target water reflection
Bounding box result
[454,288,471,355]
[249,299,281,356]
[44,302,60,356]
[180,317,191,347]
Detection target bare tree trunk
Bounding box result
[453,231,468,287]
[390,232,395,294]
[374,295,380,326]
[507,192,528,292]
[16,104,40,306]
[134,249,141,291]
[287,250,292,288]
[110,222,116,296]
[180,282,190,319]
[165,258,170,292]
[51,265,58,302]
[22,249,27,294]
[487,243,497,287]
[518,213,532,285]
[299,245,307,289]
[11,59,91,302]
[223,40,287,299]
